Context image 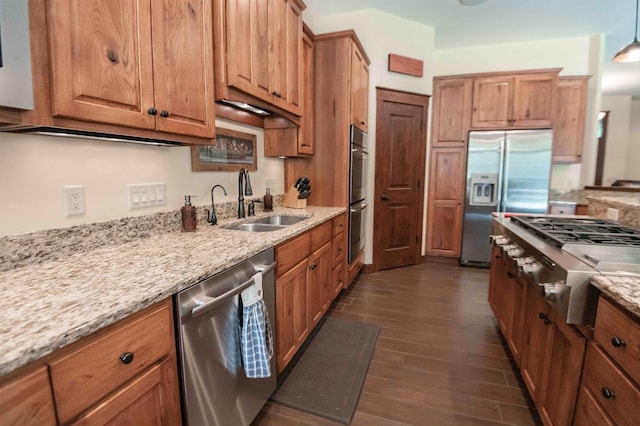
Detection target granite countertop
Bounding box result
[591,274,640,319]
[0,206,345,378]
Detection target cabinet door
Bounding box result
[298,29,314,155]
[225,0,271,102]
[308,242,332,328]
[507,275,528,367]
[427,148,465,256]
[332,261,346,299]
[270,0,303,116]
[275,259,309,373]
[471,76,512,128]
[520,287,553,402]
[553,77,589,162]
[487,243,503,313]
[72,357,181,426]
[151,0,216,138]
[512,73,556,128]
[350,44,369,131]
[0,366,56,426]
[537,312,586,426]
[431,78,472,146]
[49,0,156,130]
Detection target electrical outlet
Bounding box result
[64,185,85,216]
[607,208,619,221]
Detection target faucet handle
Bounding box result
[248,201,255,216]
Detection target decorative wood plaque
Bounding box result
[388,54,423,77]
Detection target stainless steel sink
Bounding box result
[224,223,285,232]
[253,215,308,226]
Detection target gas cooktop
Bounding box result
[510,216,640,248]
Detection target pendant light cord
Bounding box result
[635,0,639,42]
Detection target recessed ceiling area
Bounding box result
[304,0,640,97]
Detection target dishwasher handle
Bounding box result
[191,261,276,318]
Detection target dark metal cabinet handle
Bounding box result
[147,107,157,115]
[611,336,626,348]
[544,318,551,325]
[309,262,317,270]
[381,194,390,200]
[539,312,546,320]
[160,110,170,118]
[360,121,365,125]
[119,352,134,364]
[601,387,615,399]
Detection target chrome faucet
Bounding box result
[206,184,227,225]
[238,168,253,218]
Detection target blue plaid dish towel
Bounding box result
[240,271,273,378]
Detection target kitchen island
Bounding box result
[0,205,345,378]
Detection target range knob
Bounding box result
[508,247,525,258]
[539,281,566,300]
[522,261,542,275]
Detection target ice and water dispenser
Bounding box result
[469,174,498,206]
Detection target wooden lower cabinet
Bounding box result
[0,299,181,426]
[0,366,57,426]
[275,258,310,373]
[275,218,345,373]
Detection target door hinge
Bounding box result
[416,236,419,244]
[417,179,420,188]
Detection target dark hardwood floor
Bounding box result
[254,259,541,425]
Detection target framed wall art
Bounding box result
[191,128,257,172]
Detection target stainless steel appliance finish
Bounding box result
[348,125,368,264]
[349,201,367,263]
[175,249,276,426]
[461,130,552,266]
[493,215,640,325]
[349,125,368,204]
[0,0,34,110]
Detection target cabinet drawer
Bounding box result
[332,231,345,267]
[594,296,640,385]
[581,343,640,426]
[48,301,173,424]
[332,214,346,237]
[276,231,311,277]
[311,221,332,252]
[574,386,614,426]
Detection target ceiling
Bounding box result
[304,0,640,97]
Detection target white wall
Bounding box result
[436,35,605,190]
[0,119,285,237]
[309,9,436,263]
[601,95,633,185]
[625,99,640,180]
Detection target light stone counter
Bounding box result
[591,274,640,320]
[0,206,345,377]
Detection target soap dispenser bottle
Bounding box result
[181,195,197,232]
[263,188,273,212]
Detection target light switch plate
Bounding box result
[128,183,166,209]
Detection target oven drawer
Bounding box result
[594,296,640,385]
[581,343,640,426]
[48,301,173,423]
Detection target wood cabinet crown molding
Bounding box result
[313,30,370,65]
[433,67,563,81]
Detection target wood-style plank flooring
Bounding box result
[254,259,541,425]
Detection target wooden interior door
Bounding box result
[373,88,429,271]
[151,0,216,138]
[49,0,155,129]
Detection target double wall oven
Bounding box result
[349,125,368,263]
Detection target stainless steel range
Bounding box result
[492,215,640,325]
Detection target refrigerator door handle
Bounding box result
[497,137,506,212]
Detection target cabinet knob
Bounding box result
[611,336,626,348]
[601,387,615,399]
[543,318,551,325]
[147,107,157,115]
[360,121,365,125]
[538,312,546,320]
[160,110,170,118]
[381,194,390,200]
[119,352,135,364]
[309,262,317,270]
[507,271,515,279]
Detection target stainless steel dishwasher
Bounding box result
[175,248,276,426]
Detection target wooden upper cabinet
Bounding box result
[350,42,369,131]
[553,76,590,163]
[431,78,472,146]
[49,0,216,138]
[299,27,314,155]
[471,70,559,129]
[220,0,304,116]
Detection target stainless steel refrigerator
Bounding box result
[460,129,552,266]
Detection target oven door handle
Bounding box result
[350,203,368,213]
[191,261,276,318]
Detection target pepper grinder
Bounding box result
[181,195,197,232]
